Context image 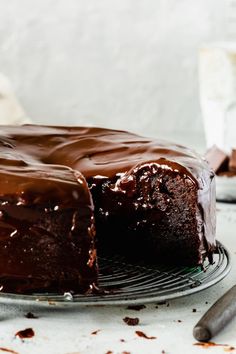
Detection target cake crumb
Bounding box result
[127,304,146,311]
[123,317,139,326]
[105,351,113,354]
[195,343,235,352]
[25,312,38,319]
[120,339,125,342]
[135,331,156,340]
[192,309,197,313]
[0,348,19,354]
[91,329,100,335]
[194,342,229,348]
[15,328,35,339]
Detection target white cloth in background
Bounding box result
[0,73,30,125]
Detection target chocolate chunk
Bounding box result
[205,145,228,173]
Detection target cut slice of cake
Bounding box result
[0,163,97,294]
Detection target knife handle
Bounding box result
[193,285,236,342]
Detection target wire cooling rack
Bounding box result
[0,241,230,306]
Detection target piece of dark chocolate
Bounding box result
[205,145,229,173]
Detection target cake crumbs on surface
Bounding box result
[15,328,35,339]
[192,308,197,312]
[135,331,156,340]
[105,351,113,354]
[91,329,101,335]
[127,304,146,311]
[194,342,232,349]
[0,348,19,354]
[123,317,139,326]
[122,352,131,354]
[120,339,125,342]
[25,312,38,319]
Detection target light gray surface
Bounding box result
[0,202,234,354]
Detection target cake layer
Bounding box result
[0,125,216,293]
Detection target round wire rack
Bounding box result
[0,241,230,306]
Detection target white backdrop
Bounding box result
[0,0,232,148]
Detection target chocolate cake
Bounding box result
[0,125,216,294]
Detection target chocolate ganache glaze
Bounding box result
[0,125,215,294]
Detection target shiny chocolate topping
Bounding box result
[0,125,210,183]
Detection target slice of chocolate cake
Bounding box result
[0,161,97,294]
[0,125,216,294]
